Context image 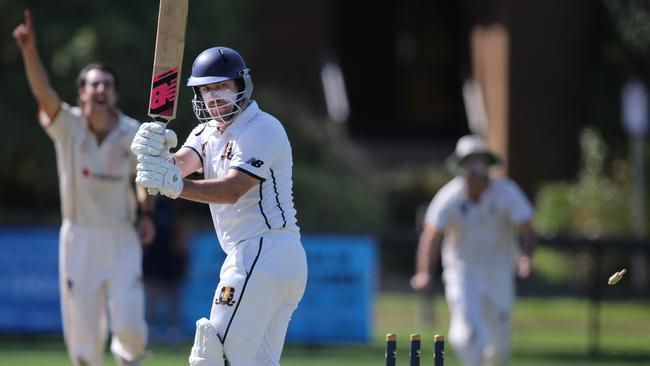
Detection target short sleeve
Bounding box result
[423,191,451,232]
[229,123,285,181]
[181,124,208,165]
[39,103,80,143]
[503,180,534,224]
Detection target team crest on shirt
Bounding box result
[215,285,237,306]
[201,142,208,158]
[221,140,235,160]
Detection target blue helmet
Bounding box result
[187,47,254,126]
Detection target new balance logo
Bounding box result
[245,157,264,168]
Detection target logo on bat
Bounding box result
[149,67,179,117]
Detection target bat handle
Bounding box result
[147,118,170,196]
[153,116,169,128]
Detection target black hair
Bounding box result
[76,63,119,89]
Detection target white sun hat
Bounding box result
[445,134,501,173]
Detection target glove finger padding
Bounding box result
[131,122,180,158]
[139,128,166,143]
[132,133,165,148]
[135,174,160,188]
[137,154,165,164]
[135,155,183,199]
[131,144,166,157]
[136,170,161,183]
[137,161,171,176]
[141,122,166,134]
[164,129,178,149]
[189,318,224,366]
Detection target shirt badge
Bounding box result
[221,140,235,160]
[215,285,237,306]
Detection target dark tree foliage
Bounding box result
[1,0,253,208]
[0,1,386,231]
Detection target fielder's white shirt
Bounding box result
[424,176,534,277]
[182,101,300,253]
[40,103,140,227]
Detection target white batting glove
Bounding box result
[189,318,225,366]
[136,155,183,199]
[132,122,178,195]
[131,122,178,159]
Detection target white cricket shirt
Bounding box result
[182,101,300,253]
[424,176,534,276]
[40,103,140,227]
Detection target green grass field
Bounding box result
[1,293,649,365]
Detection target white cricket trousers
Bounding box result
[59,220,147,366]
[209,231,307,366]
[444,271,514,366]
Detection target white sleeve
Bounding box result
[504,180,534,224]
[229,123,285,181]
[423,190,451,232]
[39,103,80,143]
[181,124,208,165]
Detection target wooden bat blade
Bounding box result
[148,0,189,123]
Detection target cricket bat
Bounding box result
[148,0,189,125]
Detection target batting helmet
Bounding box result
[187,47,253,126]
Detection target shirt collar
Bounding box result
[222,101,260,137]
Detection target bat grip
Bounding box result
[147,118,169,196]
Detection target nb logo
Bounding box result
[215,286,236,306]
[245,158,264,168]
[149,67,179,116]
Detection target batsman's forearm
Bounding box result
[179,178,242,204]
[19,43,60,117]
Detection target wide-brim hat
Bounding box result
[445,134,501,174]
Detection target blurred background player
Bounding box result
[142,196,189,346]
[131,46,308,366]
[410,134,536,366]
[13,9,154,366]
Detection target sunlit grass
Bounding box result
[1,293,649,365]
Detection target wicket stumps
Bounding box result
[385,333,445,366]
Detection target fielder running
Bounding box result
[131,46,307,366]
[13,10,154,366]
[411,135,536,366]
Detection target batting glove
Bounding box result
[189,318,225,366]
[131,122,178,159]
[136,155,183,199]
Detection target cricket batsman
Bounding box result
[131,46,308,366]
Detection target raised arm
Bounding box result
[13,10,60,119]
